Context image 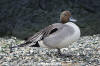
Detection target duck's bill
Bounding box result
[69,17,77,22]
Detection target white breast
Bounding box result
[60,22,80,48]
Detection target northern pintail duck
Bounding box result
[12,11,80,52]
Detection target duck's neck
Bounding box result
[65,22,79,28]
[65,22,80,31]
[65,22,75,25]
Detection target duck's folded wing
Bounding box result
[11,24,59,48]
[27,24,58,43]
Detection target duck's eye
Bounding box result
[64,14,67,16]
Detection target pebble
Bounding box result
[0,35,100,66]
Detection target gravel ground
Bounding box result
[0,35,100,66]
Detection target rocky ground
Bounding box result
[0,34,100,66]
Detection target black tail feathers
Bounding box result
[10,41,40,48]
[11,41,32,48]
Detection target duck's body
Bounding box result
[12,11,80,50]
[39,22,80,49]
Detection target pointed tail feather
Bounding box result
[11,41,40,48]
[10,41,32,48]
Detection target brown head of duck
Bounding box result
[60,11,77,24]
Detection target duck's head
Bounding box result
[60,11,77,24]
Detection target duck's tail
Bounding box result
[10,41,40,49]
[9,41,40,53]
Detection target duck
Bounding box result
[11,11,80,54]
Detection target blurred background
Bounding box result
[0,0,100,39]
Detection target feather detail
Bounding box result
[11,23,61,48]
